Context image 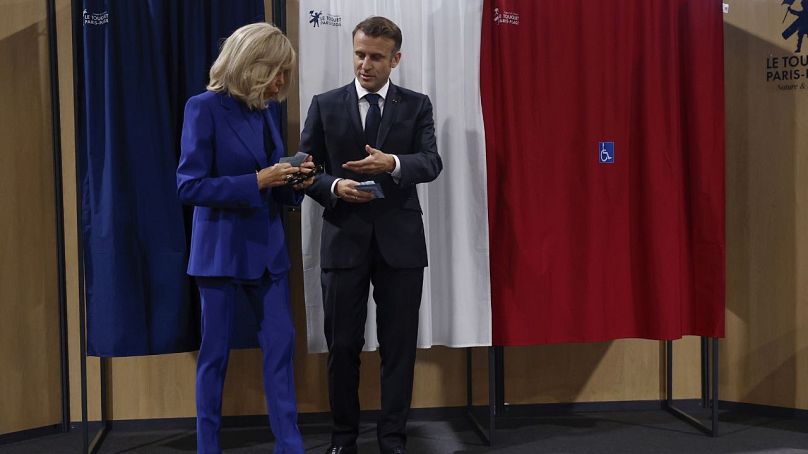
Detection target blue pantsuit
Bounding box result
[196,274,302,453]
[177,90,305,453]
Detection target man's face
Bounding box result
[353,30,401,93]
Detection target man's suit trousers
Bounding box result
[321,233,424,452]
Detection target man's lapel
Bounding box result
[377,83,401,149]
[343,83,364,147]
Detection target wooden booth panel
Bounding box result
[723,0,808,410]
[65,0,808,422]
[0,0,62,435]
[46,0,106,424]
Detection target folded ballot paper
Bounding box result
[356,180,385,198]
[279,151,309,167]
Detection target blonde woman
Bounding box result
[177,23,312,454]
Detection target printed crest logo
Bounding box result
[766,1,808,90]
[83,9,109,26]
[493,7,520,25]
[309,10,342,28]
[781,0,808,53]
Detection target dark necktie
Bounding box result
[364,93,381,148]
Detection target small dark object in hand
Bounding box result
[287,164,324,186]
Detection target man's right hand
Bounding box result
[257,163,299,189]
[335,179,374,203]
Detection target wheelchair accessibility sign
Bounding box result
[599,142,615,164]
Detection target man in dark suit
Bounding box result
[300,16,442,454]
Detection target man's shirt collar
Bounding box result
[355,78,390,101]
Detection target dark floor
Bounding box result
[3,409,808,453]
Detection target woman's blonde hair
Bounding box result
[207,23,296,110]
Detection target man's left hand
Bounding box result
[342,145,395,175]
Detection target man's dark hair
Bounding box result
[352,16,402,52]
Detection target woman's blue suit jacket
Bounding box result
[177,91,301,279]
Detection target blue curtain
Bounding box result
[78,0,265,356]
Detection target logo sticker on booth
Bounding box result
[83,9,109,26]
[599,142,615,164]
[493,8,520,25]
[308,10,342,28]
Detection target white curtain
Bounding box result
[298,0,491,352]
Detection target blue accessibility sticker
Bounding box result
[599,142,615,164]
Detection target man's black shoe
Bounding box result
[324,445,358,454]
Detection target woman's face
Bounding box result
[263,71,286,100]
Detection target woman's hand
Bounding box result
[257,163,299,189]
[292,156,317,190]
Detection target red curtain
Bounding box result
[481,0,725,345]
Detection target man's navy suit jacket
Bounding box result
[177,91,301,279]
[301,82,442,269]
